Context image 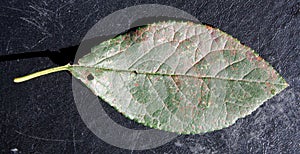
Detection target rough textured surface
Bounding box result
[71,21,288,134]
[1,0,299,153]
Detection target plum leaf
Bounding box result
[14,21,288,134]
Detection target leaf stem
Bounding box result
[14,64,72,83]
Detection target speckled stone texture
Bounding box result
[1,0,299,153]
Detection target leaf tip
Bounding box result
[284,82,289,88]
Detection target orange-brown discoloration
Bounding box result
[246,51,256,62]
[95,68,102,73]
[172,76,181,87]
[256,56,263,61]
[206,25,213,31]
[264,82,274,94]
[178,103,195,119]
[231,66,238,71]
[198,98,202,104]
[265,82,271,88]
[134,29,143,36]
[230,50,237,56]
[271,70,278,81]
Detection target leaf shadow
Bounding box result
[0,45,78,66]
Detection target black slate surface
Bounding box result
[1,0,300,153]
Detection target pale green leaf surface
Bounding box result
[69,21,288,134]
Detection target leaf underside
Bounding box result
[70,21,288,134]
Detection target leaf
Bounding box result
[14,21,289,134]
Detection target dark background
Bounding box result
[1,0,299,153]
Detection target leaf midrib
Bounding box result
[72,65,288,86]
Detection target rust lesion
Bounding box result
[256,56,263,61]
[230,65,238,71]
[172,75,182,87]
[133,26,151,42]
[246,50,264,64]
[246,50,256,62]
[197,99,208,108]
[205,25,214,31]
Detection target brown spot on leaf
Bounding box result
[172,76,181,87]
[198,98,202,103]
[230,50,237,56]
[271,70,279,81]
[264,82,274,94]
[187,21,194,26]
[206,25,213,31]
[246,51,256,62]
[265,82,271,88]
[95,69,102,73]
[231,66,238,71]
[134,29,143,36]
[256,56,263,61]
[123,34,130,40]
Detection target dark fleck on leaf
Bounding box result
[87,74,94,81]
